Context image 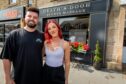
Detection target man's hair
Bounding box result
[27,7,39,16]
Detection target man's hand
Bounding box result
[5,77,15,84]
[9,79,15,84]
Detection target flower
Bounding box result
[83,44,89,51]
[72,42,79,48]
[71,42,89,53]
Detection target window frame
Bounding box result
[28,0,33,7]
[9,0,17,4]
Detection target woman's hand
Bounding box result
[64,41,70,84]
[65,79,68,84]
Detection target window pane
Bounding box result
[29,0,32,4]
[10,0,16,3]
[59,16,89,43]
[29,0,32,6]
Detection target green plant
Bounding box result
[93,40,102,63]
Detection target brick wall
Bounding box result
[0,0,9,9]
[37,0,89,8]
[0,0,37,10]
[106,0,126,70]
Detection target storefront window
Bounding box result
[42,18,58,32]
[0,21,20,46]
[5,23,19,37]
[0,24,5,46]
[59,16,89,44]
[43,15,92,64]
[43,16,89,43]
[28,0,33,6]
[59,16,91,64]
[9,0,16,4]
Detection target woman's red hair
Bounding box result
[44,19,63,43]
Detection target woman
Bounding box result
[43,19,70,84]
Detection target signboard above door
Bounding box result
[40,1,91,18]
[40,0,110,18]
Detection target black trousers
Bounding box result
[43,64,65,84]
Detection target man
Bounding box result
[0,7,44,84]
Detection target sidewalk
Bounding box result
[0,47,126,84]
[69,64,126,84]
[0,61,126,84]
[0,60,5,84]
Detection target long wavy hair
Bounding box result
[44,19,63,43]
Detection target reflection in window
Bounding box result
[0,21,19,47]
[5,23,20,37]
[60,18,89,43]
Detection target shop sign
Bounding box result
[40,1,90,18]
[40,0,110,18]
[0,6,24,20]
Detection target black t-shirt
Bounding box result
[0,28,44,84]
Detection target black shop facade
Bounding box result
[0,6,25,47]
[39,0,111,65]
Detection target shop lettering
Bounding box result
[4,10,19,19]
[0,6,24,20]
[41,1,90,17]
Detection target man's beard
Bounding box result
[27,20,37,29]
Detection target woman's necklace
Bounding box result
[51,40,61,51]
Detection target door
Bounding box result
[89,13,108,65]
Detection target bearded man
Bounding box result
[0,7,44,84]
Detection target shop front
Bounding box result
[39,0,111,65]
[0,6,25,47]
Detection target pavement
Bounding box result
[0,60,5,84]
[0,61,126,84]
[0,47,126,84]
[69,64,126,84]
